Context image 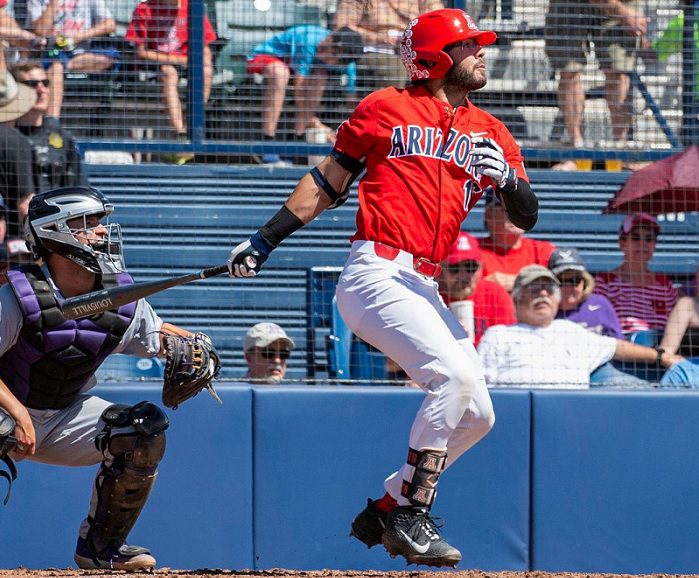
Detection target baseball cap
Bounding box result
[619,213,660,236]
[513,265,560,293]
[447,232,482,264]
[548,248,586,276]
[0,71,37,123]
[244,322,295,352]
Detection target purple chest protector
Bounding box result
[0,266,137,409]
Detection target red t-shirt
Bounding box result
[442,279,516,346]
[126,0,216,57]
[334,85,528,263]
[479,236,556,279]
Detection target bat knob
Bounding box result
[244,255,257,270]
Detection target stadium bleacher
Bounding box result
[86,163,698,381]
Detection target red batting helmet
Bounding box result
[400,9,497,81]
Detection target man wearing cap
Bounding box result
[477,265,683,388]
[479,189,556,292]
[595,213,679,335]
[439,231,515,346]
[243,322,295,384]
[549,247,624,339]
[0,66,37,238]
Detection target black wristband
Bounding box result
[654,347,665,365]
[258,205,305,248]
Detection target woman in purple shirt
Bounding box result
[548,248,645,385]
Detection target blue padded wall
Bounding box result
[1,385,254,570]
[252,387,530,571]
[531,390,699,574]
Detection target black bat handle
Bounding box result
[199,264,229,279]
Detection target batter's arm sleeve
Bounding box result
[501,178,538,231]
[285,155,354,222]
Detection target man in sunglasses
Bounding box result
[439,231,515,346]
[243,322,295,384]
[9,60,88,194]
[477,265,684,388]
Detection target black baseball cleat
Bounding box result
[74,537,156,571]
[381,506,462,568]
[350,499,386,548]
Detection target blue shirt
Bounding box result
[249,25,332,77]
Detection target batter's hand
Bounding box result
[469,137,517,191]
[227,234,270,278]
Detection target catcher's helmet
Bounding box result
[24,186,126,274]
[400,9,497,81]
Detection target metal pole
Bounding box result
[187,0,206,144]
[681,0,698,144]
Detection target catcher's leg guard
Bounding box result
[86,402,168,554]
[400,448,447,508]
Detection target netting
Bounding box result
[0,0,696,389]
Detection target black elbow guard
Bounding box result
[503,179,538,231]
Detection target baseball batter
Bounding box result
[228,8,538,567]
[0,186,218,571]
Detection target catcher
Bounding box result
[0,186,220,571]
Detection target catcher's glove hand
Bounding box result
[162,332,222,409]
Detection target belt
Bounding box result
[353,241,442,278]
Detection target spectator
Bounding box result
[0,68,36,237]
[439,231,516,346]
[1,2,40,49]
[10,60,87,192]
[243,322,295,384]
[477,265,683,388]
[334,0,443,97]
[657,260,699,387]
[125,0,216,164]
[248,25,363,165]
[660,261,699,359]
[595,213,680,335]
[479,189,556,292]
[28,0,117,119]
[549,247,623,338]
[544,0,648,147]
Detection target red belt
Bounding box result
[372,242,442,278]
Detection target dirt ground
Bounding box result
[1,570,695,578]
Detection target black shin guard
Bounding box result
[400,448,448,508]
[87,402,168,553]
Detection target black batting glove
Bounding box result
[227,232,272,278]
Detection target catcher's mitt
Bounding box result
[162,332,222,409]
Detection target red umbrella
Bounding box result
[604,145,699,215]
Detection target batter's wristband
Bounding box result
[258,205,305,248]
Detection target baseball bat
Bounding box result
[61,264,230,320]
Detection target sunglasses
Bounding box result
[446,261,480,275]
[21,79,50,88]
[523,281,559,294]
[559,276,584,286]
[256,348,291,360]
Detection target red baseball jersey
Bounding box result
[479,236,556,278]
[334,84,528,263]
[126,0,216,57]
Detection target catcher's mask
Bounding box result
[24,186,126,274]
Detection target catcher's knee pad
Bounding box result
[401,448,448,508]
[88,402,168,551]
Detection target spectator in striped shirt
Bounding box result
[595,214,680,336]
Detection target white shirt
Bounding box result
[477,319,617,389]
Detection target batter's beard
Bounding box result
[445,65,487,92]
